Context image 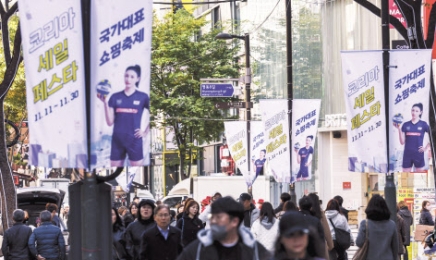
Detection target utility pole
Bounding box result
[381,0,397,222]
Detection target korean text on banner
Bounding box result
[90,0,153,169]
[224,121,250,186]
[291,99,321,183]
[19,0,88,169]
[250,121,266,186]
[259,99,290,183]
[389,50,432,173]
[341,51,387,173]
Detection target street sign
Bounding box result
[200,83,234,97]
[215,102,253,109]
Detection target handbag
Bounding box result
[329,218,351,250]
[414,224,435,242]
[353,220,369,260]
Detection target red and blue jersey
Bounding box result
[108,90,149,134]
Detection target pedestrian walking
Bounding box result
[419,200,434,225]
[111,208,128,260]
[308,193,334,259]
[273,193,291,214]
[333,196,349,221]
[176,196,271,260]
[325,199,353,260]
[28,210,66,260]
[276,201,298,219]
[139,204,183,260]
[298,196,326,256]
[1,209,33,260]
[239,193,260,228]
[272,211,325,260]
[355,194,398,259]
[250,202,280,253]
[177,200,204,246]
[398,200,412,260]
[396,207,407,260]
[124,199,156,259]
[199,192,222,229]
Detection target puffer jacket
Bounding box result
[325,210,353,242]
[28,222,65,260]
[176,225,271,260]
[420,209,434,226]
[1,222,33,260]
[250,217,279,253]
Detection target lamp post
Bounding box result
[216,33,252,190]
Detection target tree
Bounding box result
[151,10,239,179]
[0,1,22,230]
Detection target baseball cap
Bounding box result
[211,196,244,223]
[239,193,252,202]
[279,211,309,237]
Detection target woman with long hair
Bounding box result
[272,211,325,260]
[325,199,353,260]
[251,202,280,253]
[308,193,334,259]
[176,200,204,246]
[419,200,434,225]
[355,194,398,259]
[111,208,128,260]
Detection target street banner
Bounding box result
[224,121,250,185]
[250,121,266,185]
[341,51,387,173]
[291,99,321,182]
[19,0,88,168]
[90,0,153,169]
[259,99,291,183]
[389,50,432,173]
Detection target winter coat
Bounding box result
[356,219,398,260]
[177,215,204,246]
[244,204,260,228]
[28,222,66,260]
[250,217,280,253]
[398,206,412,246]
[325,210,353,242]
[300,210,326,256]
[123,218,155,259]
[396,214,407,255]
[176,225,271,260]
[139,225,183,260]
[1,222,33,260]
[419,209,434,226]
[112,225,129,260]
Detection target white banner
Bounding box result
[224,121,250,185]
[250,121,266,185]
[341,51,387,173]
[90,0,153,169]
[259,99,291,183]
[389,50,432,173]
[19,0,88,168]
[291,99,321,182]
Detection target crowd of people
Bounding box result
[0,192,414,260]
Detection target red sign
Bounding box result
[343,182,351,189]
[389,0,406,29]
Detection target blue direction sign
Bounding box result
[200,83,234,97]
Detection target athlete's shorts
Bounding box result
[297,166,309,179]
[402,152,425,168]
[110,133,143,161]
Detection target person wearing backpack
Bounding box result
[325,199,353,260]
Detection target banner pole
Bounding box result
[381,0,397,222]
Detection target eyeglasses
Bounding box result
[156,214,170,218]
[284,229,309,238]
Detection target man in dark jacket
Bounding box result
[398,200,413,260]
[333,195,349,221]
[124,199,156,259]
[273,192,291,214]
[298,196,326,255]
[177,196,271,260]
[139,204,183,259]
[28,210,66,260]
[1,209,33,260]
[239,193,259,228]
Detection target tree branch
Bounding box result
[0,23,21,99]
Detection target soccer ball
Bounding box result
[96,79,111,99]
[294,142,300,150]
[392,113,403,125]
